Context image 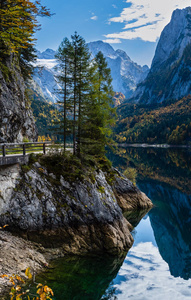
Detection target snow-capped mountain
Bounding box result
[36,48,56,59]
[88,41,149,98]
[131,7,191,104]
[31,42,149,103]
[31,49,59,103]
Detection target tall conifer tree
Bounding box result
[55,38,73,151]
[56,33,95,155]
[56,33,115,158]
[81,51,115,156]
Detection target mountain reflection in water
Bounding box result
[139,180,191,280]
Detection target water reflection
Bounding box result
[113,241,191,300]
[139,180,191,280]
[124,208,150,228]
[107,146,191,291]
[107,146,191,194]
[36,254,125,300]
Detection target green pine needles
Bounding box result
[55,32,116,158]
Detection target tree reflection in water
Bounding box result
[36,254,124,300]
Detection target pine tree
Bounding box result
[55,38,73,151]
[56,34,116,159]
[81,51,115,157]
[56,33,95,156]
[71,32,93,156]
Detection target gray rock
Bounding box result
[0,163,152,256]
[0,230,48,297]
[0,55,37,142]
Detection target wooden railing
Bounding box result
[0,142,52,157]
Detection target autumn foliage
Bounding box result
[0,267,54,300]
[0,0,50,54]
[115,96,191,145]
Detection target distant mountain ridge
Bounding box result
[32,41,149,103]
[36,48,56,59]
[131,7,191,104]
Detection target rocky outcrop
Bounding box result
[113,169,153,211]
[131,7,191,104]
[0,160,152,255]
[0,55,37,142]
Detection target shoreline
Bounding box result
[118,143,191,148]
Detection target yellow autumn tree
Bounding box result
[0,0,51,78]
[0,0,50,53]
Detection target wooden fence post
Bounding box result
[2,144,6,157]
[23,144,26,156]
[43,143,46,154]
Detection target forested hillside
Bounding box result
[31,98,61,140]
[115,96,191,145]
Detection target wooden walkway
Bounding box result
[0,142,51,166]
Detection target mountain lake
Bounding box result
[17,147,191,299]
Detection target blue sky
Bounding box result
[35,0,190,66]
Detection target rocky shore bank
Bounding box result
[0,155,152,295]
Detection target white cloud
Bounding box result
[104,0,190,42]
[91,15,98,21]
[103,38,121,43]
[112,4,117,9]
[114,242,191,300]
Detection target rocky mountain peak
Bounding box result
[151,6,191,71]
[131,6,191,104]
[88,40,116,58]
[88,40,149,98]
[37,48,56,59]
[115,49,131,61]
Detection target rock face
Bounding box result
[0,161,152,256]
[132,7,191,104]
[0,55,37,143]
[113,172,153,211]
